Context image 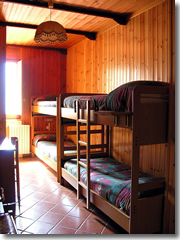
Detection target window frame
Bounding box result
[5,59,22,120]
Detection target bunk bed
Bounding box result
[31,94,106,180]
[59,81,169,234]
[31,95,79,181]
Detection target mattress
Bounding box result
[64,157,165,216]
[32,95,57,107]
[33,134,76,162]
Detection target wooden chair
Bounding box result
[11,137,20,202]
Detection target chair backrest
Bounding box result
[11,137,18,146]
[11,137,19,160]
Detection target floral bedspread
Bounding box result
[64,157,164,216]
[33,134,75,162]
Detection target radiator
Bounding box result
[8,125,30,155]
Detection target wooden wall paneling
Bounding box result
[57,51,61,92]
[77,45,81,93]
[21,48,31,125]
[98,39,101,93]
[82,42,86,93]
[76,44,82,93]
[153,7,158,80]
[111,28,115,91]
[66,47,71,92]
[6,46,21,60]
[85,40,90,92]
[44,50,49,94]
[39,50,44,93]
[126,20,130,84]
[140,13,145,80]
[49,51,54,93]
[146,145,152,175]
[157,4,163,81]
[107,30,111,89]
[102,33,106,93]
[104,31,108,93]
[107,30,111,91]
[71,47,75,92]
[133,17,137,81]
[91,41,96,93]
[114,27,118,88]
[18,47,66,126]
[96,34,101,93]
[66,0,174,232]
[62,52,67,92]
[94,39,98,93]
[73,46,77,93]
[162,1,168,83]
[136,15,141,80]
[58,52,62,93]
[117,25,120,86]
[0,26,6,137]
[155,144,161,176]
[129,19,134,81]
[150,144,156,176]
[48,51,53,93]
[89,41,94,93]
[123,25,128,83]
[68,46,75,93]
[50,51,55,93]
[144,11,149,80]
[66,1,173,176]
[148,9,153,80]
[103,31,106,92]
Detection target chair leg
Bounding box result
[15,140,20,202]
[16,168,20,202]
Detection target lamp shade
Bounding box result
[34,21,67,44]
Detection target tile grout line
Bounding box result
[15,183,75,233]
[46,198,92,234]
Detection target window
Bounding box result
[5,60,22,118]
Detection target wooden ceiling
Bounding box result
[0,0,165,49]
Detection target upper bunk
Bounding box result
[60,81,169,146]
[31,95,58,116]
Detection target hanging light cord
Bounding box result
[48,0,53,21]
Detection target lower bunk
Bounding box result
[61,156,165,234]
[32,134,77,172]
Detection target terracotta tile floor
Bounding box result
[14,157,128,235]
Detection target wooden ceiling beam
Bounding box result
[0,20,97,40]
[1,0,132,25]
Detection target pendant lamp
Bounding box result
[34,0,67,45]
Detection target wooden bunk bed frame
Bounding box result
[31,95,108,182]
[31,96,60,176]
[59,84,169,234]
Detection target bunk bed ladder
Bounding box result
[76,99,91,209]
